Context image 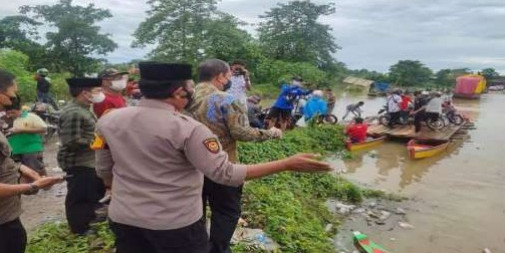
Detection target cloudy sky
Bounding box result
[2,0,505,74]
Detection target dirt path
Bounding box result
[20,139,67,232]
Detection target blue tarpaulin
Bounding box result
[372,82,390,92]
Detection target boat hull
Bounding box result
[407,139,449,159]
[346,136,386,151]
[453,93,481,99]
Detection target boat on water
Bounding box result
[407,139,449,159]
[353,231,391,253]
[346,135,387,151]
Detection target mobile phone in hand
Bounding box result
[62,174,74,180]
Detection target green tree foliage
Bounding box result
[255,59,328,86]
[0,16,40,50]
[0,16,50,71]
[388,60,433,87]
[133,0,218,64]
[450,68,471,78]
[0,49,36,102]
[481,67,499,80]
[347,68,389,82]
[20,0,117,77]
[258,0,339,67]
[202,13,254,62]
[434,69,454,87]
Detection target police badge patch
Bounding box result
[203,138,220,154]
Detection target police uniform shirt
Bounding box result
[0,132,22,225]
[95,99,247,230]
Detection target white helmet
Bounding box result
[313,90,323,97]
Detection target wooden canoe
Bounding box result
[346,135,387,151]
[407,139,449,159]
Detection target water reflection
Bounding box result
[329,92,505,253]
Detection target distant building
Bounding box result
[343,76,374,88]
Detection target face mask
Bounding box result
[223,80,232,91]
[90,92,106,104]
[110,79,127,91]
[292,81,301,86]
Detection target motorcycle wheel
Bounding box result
[426,118,445,130]
[449,114,464,126]
[316,114,338,125]
[378,115,389,126]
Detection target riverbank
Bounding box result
[25,125,401,253]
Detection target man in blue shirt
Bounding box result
[303,90,327,121]
[267,77,312,130]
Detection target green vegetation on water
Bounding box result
[27,125,371,253]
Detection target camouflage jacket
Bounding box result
[187,82,276,162]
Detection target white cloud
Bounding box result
[0,0,504,74]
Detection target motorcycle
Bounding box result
[378,106,444,131]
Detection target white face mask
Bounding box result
[90,92,106,104]
[110,79,127,91]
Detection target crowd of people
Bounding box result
[0,56,462,252]
[0,59,333,253]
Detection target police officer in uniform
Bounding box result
[95,62,331,253]
[0,68,63,253]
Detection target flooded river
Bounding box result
[327,92,505,253]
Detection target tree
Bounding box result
[435,69,453,87]
[20,0,117,77]
[133,0,218,64]
[0,16,50,70]
[0,16,40,50]
[202,13,255,62]
[388,60,433,87]
[0,49,36,102]
[258,0,338,67]
[481,68,499,80]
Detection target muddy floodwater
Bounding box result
[329,92,505,253]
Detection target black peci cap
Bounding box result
[66,78,102,88]
[139,62,192,82]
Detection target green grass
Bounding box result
[27,125,380,253]
[248,83,281,100]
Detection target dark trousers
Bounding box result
[109,219,209,253]
[388,111,402,127]
[425,112,439,121]
[202,177,243,253]
[414,112,424,132]
[37,91,59,110]
[64,166,105,234]
[0,218,26,253]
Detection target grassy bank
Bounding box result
[27,125,367,253]
[249,83,281,100]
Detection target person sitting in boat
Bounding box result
[345,117,368,143]
[342,101,364,120]
[303,90,328,121]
